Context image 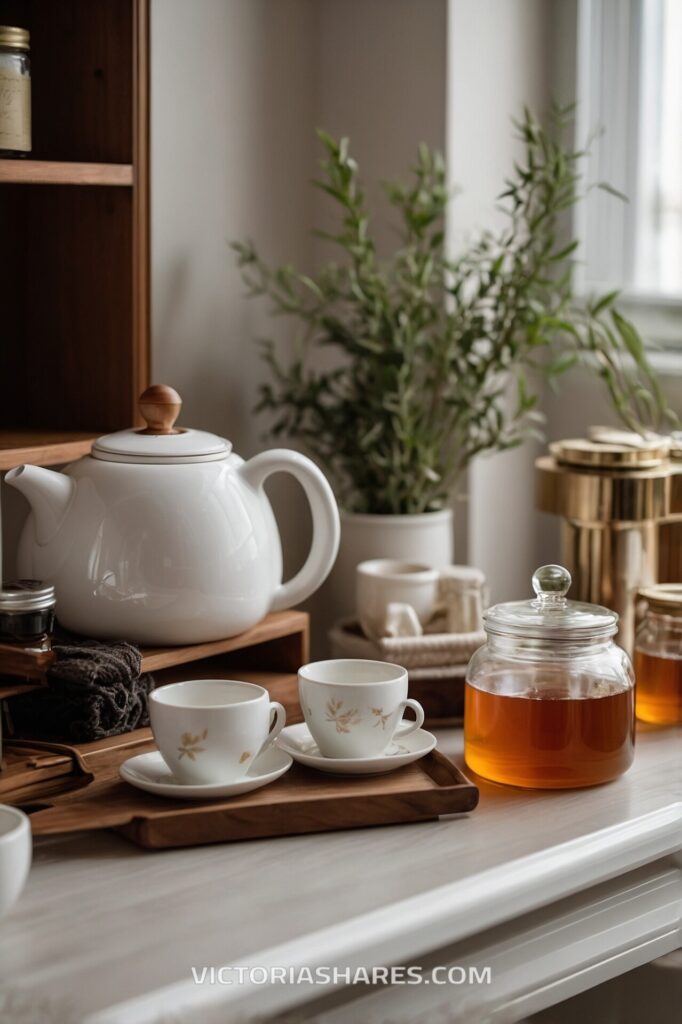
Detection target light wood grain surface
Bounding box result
[0,160,134,186]
[0,725,679,1021]
[140,610,308,672]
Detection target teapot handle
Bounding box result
[239,449,340,612]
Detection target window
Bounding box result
[576,0,682,341]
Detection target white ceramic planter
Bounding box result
[335,508,454,617]
[311,509,454,655]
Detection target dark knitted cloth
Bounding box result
[8,639,154,743]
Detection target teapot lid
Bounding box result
[92,385,232,464]
[484,565,618,641]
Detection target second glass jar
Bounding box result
[634,584,682,725]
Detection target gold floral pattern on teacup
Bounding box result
[239,751,251,764]
[325,698,361,733]
[178,728,208,761]
[371,707,393,730]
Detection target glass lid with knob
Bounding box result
[483,564,619,642]
[92,385,232,464]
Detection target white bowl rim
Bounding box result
[340,508,453,524]
[0,805,30,844]
[356,558,438,581]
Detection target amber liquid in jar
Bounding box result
[634,649,682,724]
[464,681,635,789]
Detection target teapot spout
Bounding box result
[6,465,75,544]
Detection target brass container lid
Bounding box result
[550,431,671,470]
[671,432,682,462]
[637,583,682,613]
[0,26,30,49]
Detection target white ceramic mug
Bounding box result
[356,560,440,639]
[148,680,286,785]
[0,805,31,921]
[299,659,424,758]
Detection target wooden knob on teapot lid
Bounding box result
[138,384,182,435]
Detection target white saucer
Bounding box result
[277,723,437,775]
[119,745,292,800]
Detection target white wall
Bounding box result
[152,0,319,447]
[151,0,679,628]
[151,0,448,644]
[151,0,319,578]
[313,0,447,257]
[447,0,552,600]
[308,0,448,647]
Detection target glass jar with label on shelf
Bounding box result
[0,26,31,157]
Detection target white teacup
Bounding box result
[356,560,440,639]
[149,680,286,785]
[0,806,31,920]
[299,659,424,759]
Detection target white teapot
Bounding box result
[7,386,340,645]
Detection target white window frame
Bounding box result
[574,0,682,355]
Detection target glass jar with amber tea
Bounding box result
[464,565,635,789]
[0,26,31,157]
[634,585,682,725]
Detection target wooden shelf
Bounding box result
[0,0,149,445]
[0,681,44,700]
[0,641,54,693]
[0,160,133,187]
[0,613,308,744]
[0,431,97,470]
[140,611,309,673]
[0,611,309,689]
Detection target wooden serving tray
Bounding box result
[0,739,92,802]
[9,729,479,850]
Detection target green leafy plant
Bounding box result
[233,106,674,515]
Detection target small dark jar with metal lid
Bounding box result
[0,580,55,650]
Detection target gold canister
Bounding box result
[0,26,31,156]
[536,431,682,653]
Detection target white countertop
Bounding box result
[0,725,680,1024]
